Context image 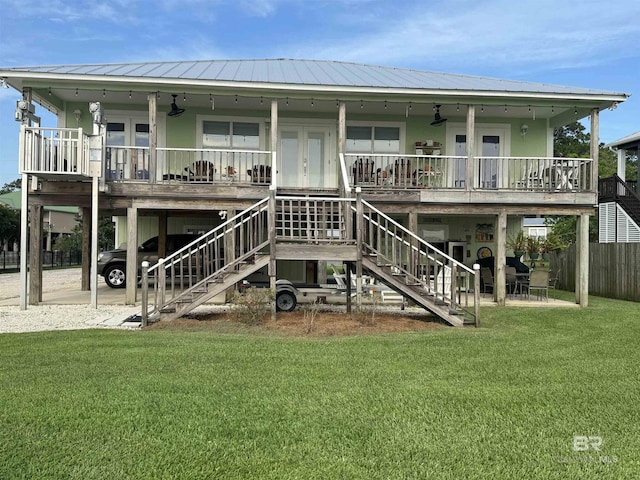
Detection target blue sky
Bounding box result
[0,0,638,186]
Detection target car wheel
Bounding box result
[276,291,297,312]
[104,264,126,288]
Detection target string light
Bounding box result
[480,104,484,112]
[183,93,186,102]
[286,97,289,106]
[235,95,238,103]
[409,101,412,110]
[311,98,314,107]
[360,100,364,109]
[102,89,106,97]
[48,87,52,96]
[456,103,460,112]
[75,88,78,96]
[129,91,132,99]
[574,106,578,115]
[504,104,508,112]
[260,96,264,105]
[384,100,387,109]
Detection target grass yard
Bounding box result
[1,292,639,479]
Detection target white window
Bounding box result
[202,120,260,149]
[346,125,401,153]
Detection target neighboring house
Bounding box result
[0,191,78,251]
[599,131,640,243]
[522,217,548,240]
[0,59,629,322]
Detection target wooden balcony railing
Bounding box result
[104,146,273,186]
[344,153,594,192]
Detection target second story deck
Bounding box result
[20,127,597,207]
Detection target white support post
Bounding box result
[19,174,28,310]
[590,109,599,190]
[617,148,626,183]
[270,99,278,190]
[355,187,363,310]
[90,175,99,308]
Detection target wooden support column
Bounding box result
[81,207,91,291]
[268,188,276,320]
[148,93,157,184]
[575,214,581,304]
[158,211,167,258]
[125,206,138,305]
[408,211,418,277]
[270,99,278,161]
[577,213,590,307]
[495,211,507,306]
[466,105,476,190]
[224,209,236,302]
[28,204,43,305]
[19,173,28,310]
[338,102,346,189]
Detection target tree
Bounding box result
[548,121,614,244]
[0,204,20,246]
[54,213,115,252]
[0,178,21,195]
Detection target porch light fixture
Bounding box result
[520,124,529,138]
[168,94,185,117]
[430,105,447,126]
[73,109,82,125]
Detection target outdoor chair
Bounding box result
[352,157,376,185]
[505,266,519,296]
[185,160,215,182]
[480,267,494,294]
[247,164,271,184]
[527,270,550,301]
[393,158,413,186]
[548,269,560,298]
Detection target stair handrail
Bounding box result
[338,153,352,194]
[358,199,477,322]
[361,199,474,274]
[143,197,270,320]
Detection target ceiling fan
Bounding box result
[430,105,447,126]
[168,94,185,117]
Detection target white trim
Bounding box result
[6,71,628,103]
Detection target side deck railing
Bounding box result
[20,127,90,176]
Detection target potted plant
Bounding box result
[526,236,543,260]
[507,231,527,258]
[540,233,565,260]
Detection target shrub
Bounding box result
[230,287,274,325]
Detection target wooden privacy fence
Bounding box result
[549,243,640,302]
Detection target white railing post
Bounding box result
[158,258,166,307]
[356,187,363,310]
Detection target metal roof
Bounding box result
[0,59,627,97]
[605,131,640,149]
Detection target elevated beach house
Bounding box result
[0,59,629,326]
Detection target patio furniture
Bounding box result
[247,164,271,184]
[352,157,376,185]
[393,158,412,186]
[480,267,494,294]
[527,270,550,301]
[505,266,519,296]
[185,160,215,182]
[548,269,560,298]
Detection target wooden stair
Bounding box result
[151,255,270,322]
[362,257,467,327]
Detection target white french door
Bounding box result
[278,125,335,188]
[447,124,510,189]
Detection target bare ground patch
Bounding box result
[146,309,443,337]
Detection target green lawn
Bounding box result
[1,293,639,479]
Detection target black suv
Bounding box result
[97,234,198,288]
